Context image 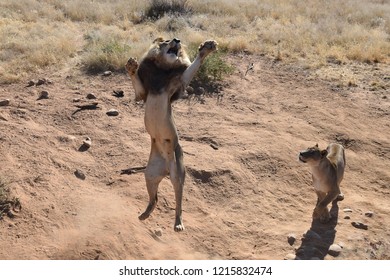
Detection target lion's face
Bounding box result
[299,144,323,164]
[146,37,190,68]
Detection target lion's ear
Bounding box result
[321,149,328,158]
[153,37,164,43]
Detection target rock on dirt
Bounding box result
[365,211,374,218]
[328,244,342,257]
[0,99,10,106]
[351,222,368,230]
[74,169,86,180]
[287,233,296,246]
[106,109,119,116]
[37,91,49,100]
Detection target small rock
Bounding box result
[365,211,374,218]
[338,242,345,249]
[287,234,296,246]
[36,78,46,86]
[73,98,81,102]
[0,99,10,106]
[343,208,353,213]
[103,71,112,76]
[284,253,296,260]
[82,137,92,148]
[210,143,219,150]
[37,91,49,100]
[27,80,35,87]
[106,109,119,116]
[351,221,368,230]
[74,169,86,180]
[154,228,163,237]
[328,244,342,257]
[86,93,97,99]
[344,215,351,219]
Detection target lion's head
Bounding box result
[299,144,328,164]
[144,37,191,69]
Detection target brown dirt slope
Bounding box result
[0,55,389,260]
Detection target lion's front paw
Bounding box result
[199,40,218,58]
[125,57,138,75]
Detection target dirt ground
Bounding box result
[0,54,389,260]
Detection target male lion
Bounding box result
[125,37,218,231]
[299,143,346,223]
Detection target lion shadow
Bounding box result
[294,201,339,260]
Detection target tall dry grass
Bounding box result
[0,0,389,83]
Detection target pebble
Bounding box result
[328,244,342,257]
[210,143,219,150]
[287,234,296,246]
[82,137,92,148]
[343,208,353,213]
[36,78,46,86]
[74,169,86,180]
[154,228,163,237]
[27,80,35,87]
[37,91,49,100]
[284,253,296,260]
[86,93,97,99]
[0,99,10,106]
[351,221,368,230]
[365,211,374,218]
[103,71,112,76]
[344,215,351,219]
[106,109,119,116]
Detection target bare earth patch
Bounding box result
[0,55,389,260]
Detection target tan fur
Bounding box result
[299,143,346,223]
[125,37,217,231]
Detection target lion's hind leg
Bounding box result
[139,141,167,221]
[169,143,185,232]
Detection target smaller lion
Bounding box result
[125,37,217,231]
[299,143,346,223]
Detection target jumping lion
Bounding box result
[299,143,346,223]
[125,37,218,231]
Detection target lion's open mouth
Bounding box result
[299,155,307,163]
[167,45,180,56]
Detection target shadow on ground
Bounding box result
[295,201,339,260]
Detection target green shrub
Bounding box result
[190,48,234,85]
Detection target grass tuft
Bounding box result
[144,0,191,21]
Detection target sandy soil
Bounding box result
[0,54,389,260]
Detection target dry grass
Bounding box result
[0,0,389,83]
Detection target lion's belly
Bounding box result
[144,95,178,140]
